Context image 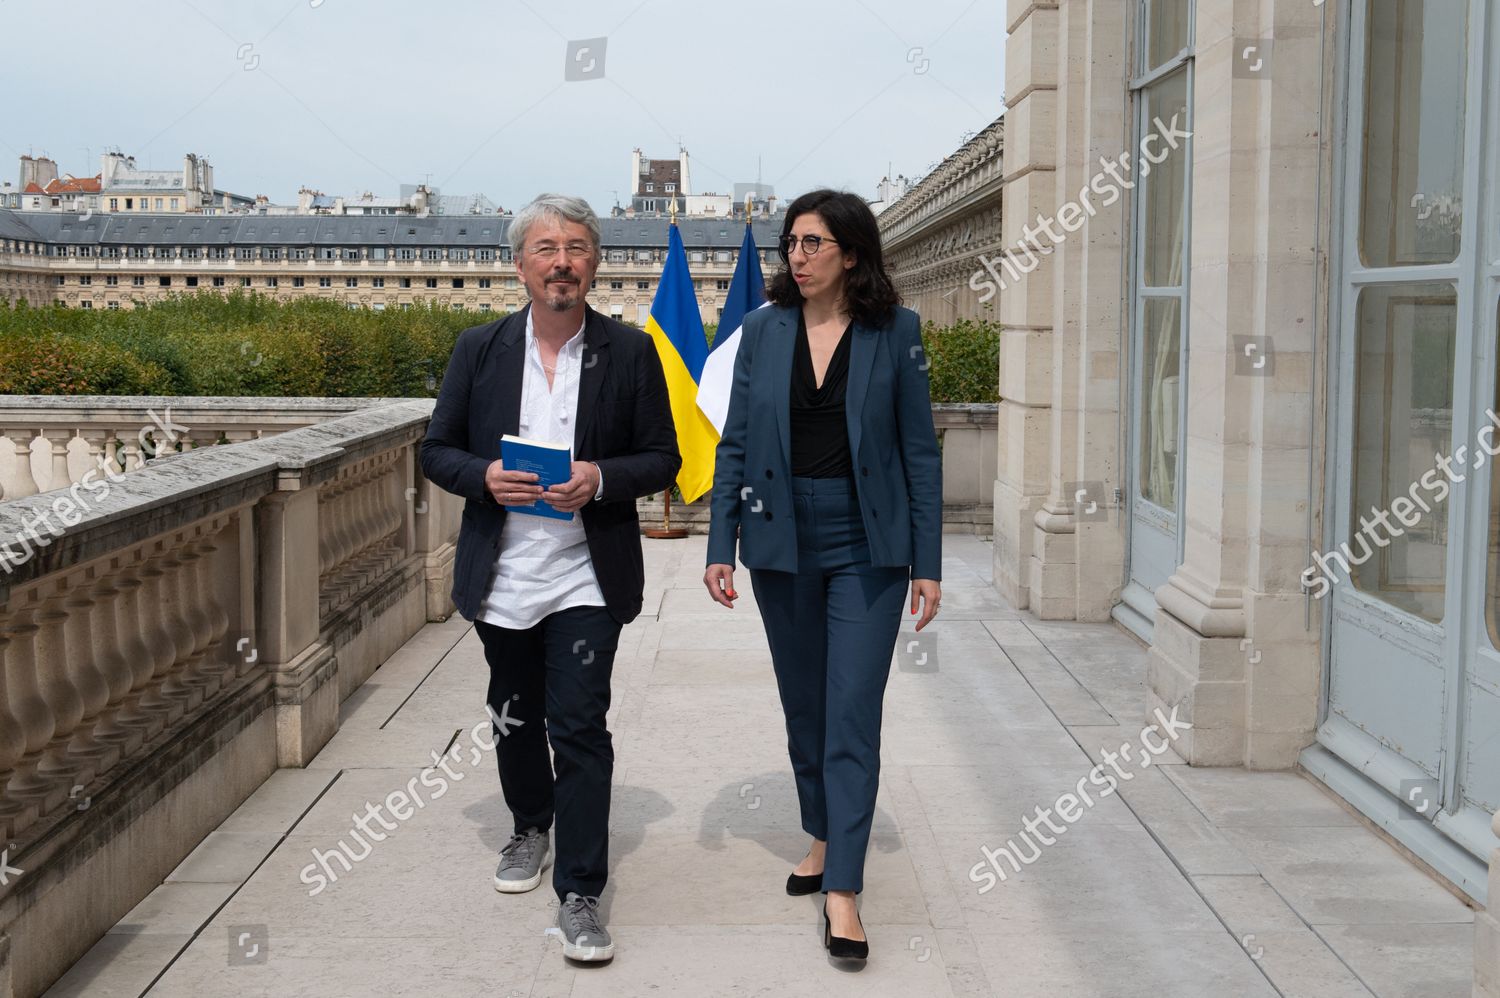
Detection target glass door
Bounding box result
[1319,0,1496,900]
[1119,0,1194,638]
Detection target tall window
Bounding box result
[1348,0,1469,621]
[1131,0,1193,512]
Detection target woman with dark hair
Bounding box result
[703,188,942,962]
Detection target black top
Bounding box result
[789,311,854,478]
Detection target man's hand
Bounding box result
[704,564,738,608]
[541,461,601,513]
[486,460,543,506]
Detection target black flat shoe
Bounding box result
[822,901,869,961]
[786,871,823,895]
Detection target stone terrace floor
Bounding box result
[45,536,1479,997]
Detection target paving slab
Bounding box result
[43,536,1477,997]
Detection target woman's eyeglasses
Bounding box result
[779,234,840,257]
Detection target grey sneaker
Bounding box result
[558,892,613,961]
[493,828,550,893]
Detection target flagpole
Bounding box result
[645,200,691,540]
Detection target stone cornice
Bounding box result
[879,116,1005,241]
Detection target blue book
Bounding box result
[500,434,575,521]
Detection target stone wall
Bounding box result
[0,397,460,998]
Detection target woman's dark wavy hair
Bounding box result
[767,189,901,327]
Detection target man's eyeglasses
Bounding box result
[528,242,594,260]
[779,234,840,257]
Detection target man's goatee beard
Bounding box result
[545,289,579,312]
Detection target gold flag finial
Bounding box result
[669,198,678,226]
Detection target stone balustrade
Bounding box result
[0,396,393,500]
[0,396,460,998]
[634,403,999,536]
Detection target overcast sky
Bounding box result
[0,0,1005,214]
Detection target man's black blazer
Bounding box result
[420,303,681,626]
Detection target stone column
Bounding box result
[1027,0,1129,622]
[1146,0,1327,767]
[994,0,1060,609]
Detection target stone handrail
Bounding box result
[0,396,394,500]
[0,396,460,998]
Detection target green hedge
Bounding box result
[0,295,1000,403]
[922,317,999,404]
[0,293,471,397]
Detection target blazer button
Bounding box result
[872,509,879,519]
[765,469,773,479]
[861,466,870,477]
[764,511,773,521]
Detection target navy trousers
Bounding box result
[474,606,620,901]
[748,475,909,893]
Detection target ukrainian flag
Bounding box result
[644,223,718,503]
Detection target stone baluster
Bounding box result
[0,625,39,841]
[134,548,195,719]
[320,476,343,578]
[1,602,54,828]
[115,426,145,471]
[333,469,360,572]
[352,464,384,588]
[149,544,204,713]
[347,465,371,563]
[174,533,222,701]
[61,573,121,777]
[42,430,74,490]
[317,488,334,581]
[192,526,234,685]
[116,554,177,730]
[360,462,398,579]
[79,428,111,484]
[5,431,40,498]
[344,466,375,588]
[29,581,95,813]
[85,562,151,759]
[380,460,404,565]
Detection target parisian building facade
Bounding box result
[0,210,783,326]
[878,117,1004,327]
[993,3,1497,993]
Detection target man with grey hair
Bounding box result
[421,193,680,962]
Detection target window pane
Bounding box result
[1349,283,1456,622]
[1142,68,1190,288]
[1486,302,1500,648]
[1143,0,1190,72]
[1139,297,1182,509]
[1359,0,1466,268]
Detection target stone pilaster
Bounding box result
[1146,0,1328,768]
[1027,0,1129,622]
[255,486,335,766]
[995,0,1059,610]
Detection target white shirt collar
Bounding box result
[524,306,587,355]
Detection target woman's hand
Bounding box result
[911,578,941,631]
[704,564,739,608]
